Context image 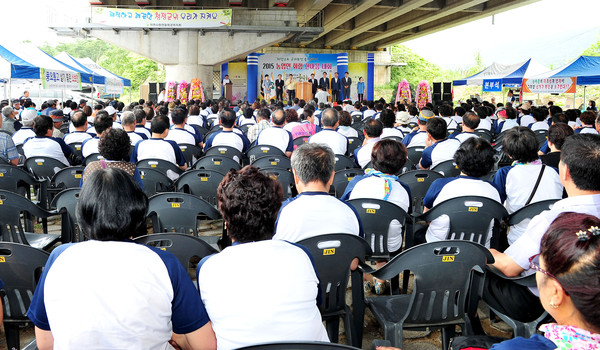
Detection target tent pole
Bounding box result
[583,86,587,110]
[8,78,11,106]
[573,91,576,109]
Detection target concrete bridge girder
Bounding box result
[90,29,291,88]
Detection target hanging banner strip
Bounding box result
[41,69,81,90]
[105,77,124,94]
[91,7,232,28]
[522,77,576,94]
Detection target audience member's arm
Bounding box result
[35,327,54,350]
[171,322,217,350]
[489,249,524,277]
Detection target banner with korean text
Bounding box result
[483,79,502,92]
[257,53,338,84]
[522,77,577,94]
[105,77,124,94]
[41,69,81,90]
[91,7,232,28]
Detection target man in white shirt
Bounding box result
[63,111,93,145]
[401,109,432,148]
[354,118,382,168]
[23,116,73,166]
[130,114,187,172]
[309,108,348,155]
[204,109,251,153]
[81,111,114,159]
[255,109,293,157]
[418,117,460,169]
[274,143,363,242]
[449,111,479,144]
[133,109,151,138]
[166,107,203,148]
[104,106,123,130]
[314,87,329,105]
[486,133,600,323]
[221,75,231,98]
[121,111,147,146]
[11,108,37,146]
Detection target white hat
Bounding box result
[395,111,410,124]
[21,109,37,125]
[104,106,117,115]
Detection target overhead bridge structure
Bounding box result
[52,0,538,94]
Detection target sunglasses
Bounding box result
[529,254,556,279]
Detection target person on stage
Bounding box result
[285,74,297,101]
[331,72,341,103]
[342,72,352,100]
[222,74,231,98]
[262,74,274,101]
[308,73,318,97]
[275,74,285,102]
[357,77,365,102]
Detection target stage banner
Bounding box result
[41,69,81,90]
[257,53,338,88]
[483,79,502,92]
[228,62,247,103]
[105,77,124,94]
[348,63,367,102]
[91,7,232,28]
[522,77,576,94]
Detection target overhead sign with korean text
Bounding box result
[522,77,577,94]
[482,79,502,92]
[41,69,81,90]
[91,7,232,28]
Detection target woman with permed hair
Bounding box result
[197,166,329,349]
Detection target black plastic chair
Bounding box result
[83,152,104,165]
[68,142,83,159]
[251,155,291,171]
[507,199,558,227]
[0,164,47,203]
[50,188,83,243]
[137,159,183,179]
[51,166,84,190]
[381,135,403,143]
[397,170,444,216]
[24,156,67,181]
[347,198,412,294]
[16,144,24,156]
[347,137,362,155]
[366,240,494,350]
[330,168,364,198]
[204,145,243,164]
[474,129,492,143]
[260,167,297,199]
[237,342,360,350]
[417,196,509,246]
[406,146,425,166]
[247,144,286,164]
[298,234,372,347]
[485,266,549,338]
[178,143,203,167]
[139,168,174,197]
[534,129,548,146]
[0,190,61,250]
[192,125,209,137]
[238,124,250,135]
[173,170,225,207]
[408,122,418,129]
[431,159,460,177]
[293,136,310,149]
[334,154,358,171]
[147,192,223,247]
[134,233,218,271]
[0,242,49,350]
[192,155,242,173]
[479,170,497,182]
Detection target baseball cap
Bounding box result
[80,99,87,104]
[104,106,117,115]
[50,109,65,121]
[21,109,37,124]
[417,109,435,121]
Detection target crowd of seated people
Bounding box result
[2,93,600,349]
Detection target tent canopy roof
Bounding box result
[453,59,549,86]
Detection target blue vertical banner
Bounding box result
[337,53,348,102]
[221,62,228,97]
[367,53,375,101]
[247,53,259,102]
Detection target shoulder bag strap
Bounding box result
[524,165,545,206]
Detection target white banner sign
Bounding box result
[522,77,577,94]
[105,77,124,94]
[41,69,81,90]
[91,7,232,28]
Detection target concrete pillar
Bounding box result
[367,53,375,101]
[336,53,348,102]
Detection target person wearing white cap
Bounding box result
[12,109,37,146]
[395,111,413,135]
[104,106,123,130]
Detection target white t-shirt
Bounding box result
[309,129,348,155]
[381,127,404,139]
[354,138,380,168]
[274,192,362,242]
[23,136,71,166]
[63,131,93,145]
[198,240,329,350]
[337,126,359,138]
[256,126,293,154]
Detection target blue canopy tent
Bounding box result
[453,59,548,86]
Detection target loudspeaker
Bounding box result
[149,93,158,103]
[433,82,442,94]
[443,82,452,93]
[149,83,157,94]
[432,93,441,101]
[158,82,166,92]
[443,93,452,102]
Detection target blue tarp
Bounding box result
[532,56,600,86]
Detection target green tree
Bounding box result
[38,39,164,102]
